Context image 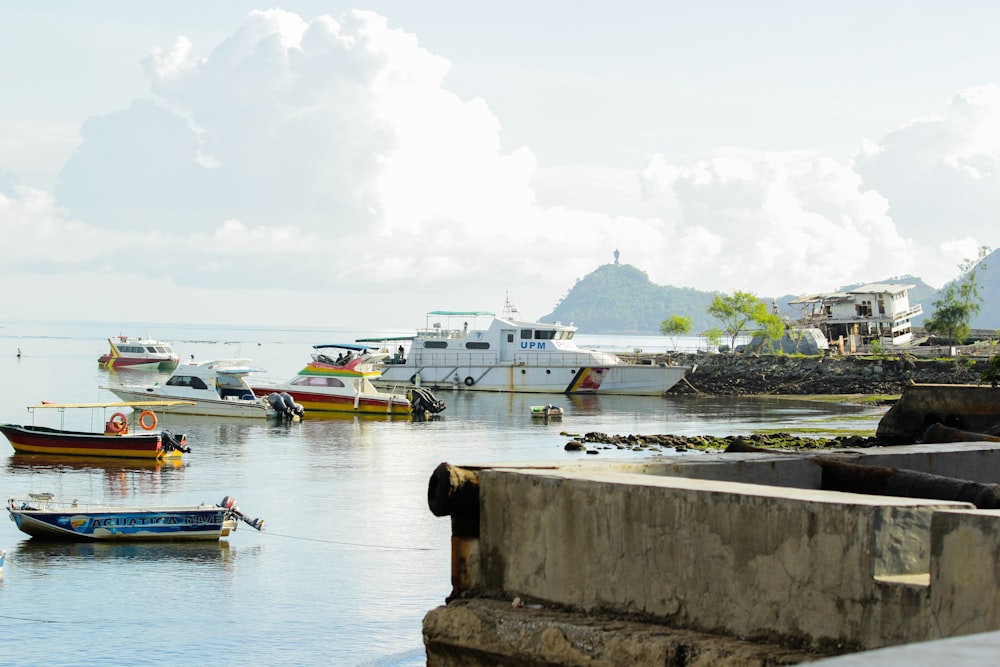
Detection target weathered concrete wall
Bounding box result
[931,508,1000,639]
[877,383,1000,443]
[476,468,963,651]
[426,445,1000,664]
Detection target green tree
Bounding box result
[659,314,692,350]
[703,327,724,352]
[981,355,1000,388]
[924,246,991,345]
[759,311,786,353]
[707,291,778,352]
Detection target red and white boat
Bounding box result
[98,335,180,371]
[0,401,192,459]
[250,344,446,417]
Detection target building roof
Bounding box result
[789,283,915,305]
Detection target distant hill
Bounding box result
[541,263,718,334]
[541,257,1000,335]
[924,247,1000,330]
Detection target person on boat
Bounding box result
[335,352,345,365]
[397,345,405,363]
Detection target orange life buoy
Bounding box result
[138,410,158,431]
[107,412,128,434]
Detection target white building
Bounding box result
[789,283,923,349]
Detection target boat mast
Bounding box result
[502,293,520,321]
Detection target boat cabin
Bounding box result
[790,283,923,349]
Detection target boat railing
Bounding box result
[409,351,618,367]
[12,495,132,512]
[411,351,500,366]
[415,328,467,340]
[514,351,621,366]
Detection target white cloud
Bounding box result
[3,9,1000,329]
[854,84,1000,254]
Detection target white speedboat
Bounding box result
[250,344,445,417]
[362,300,693,396]
[103,359,276,418]
[98,335,180,371]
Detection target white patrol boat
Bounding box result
[362,300,692,396]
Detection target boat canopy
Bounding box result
[29,400,197,409]
[426,310,495,317]
[314,343,373,351]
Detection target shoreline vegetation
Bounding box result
[572,351,996,453]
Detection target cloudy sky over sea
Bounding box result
[2,2,999,329]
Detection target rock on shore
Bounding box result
[664,352,985,396]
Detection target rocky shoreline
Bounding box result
[664,352,987,396]
[569,353,994,452]
[563,431,878,453]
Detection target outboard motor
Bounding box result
[408,387,447,418]
[268,392,304,422]
[267,392,287,415]
[279,392,304,418]
[218,496,265,531]
[160,429,191,454]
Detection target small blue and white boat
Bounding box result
[7,493,264,541]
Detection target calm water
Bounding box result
[0,321,883,665]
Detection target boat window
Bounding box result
[190,377,209,390]
[520,330,532,339]
[465,342,490,350]
[145,346,157,352]
[534,330,555,340]
[166,376,190,386]
[291,376,345,387]
[424,341,448,349]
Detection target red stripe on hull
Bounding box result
[254,388,410,414]
[1,425,177,458]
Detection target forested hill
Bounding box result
[540,263,718,334]
[541,255,999,335]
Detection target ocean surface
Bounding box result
[0,320,884,666]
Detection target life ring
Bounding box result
[464,376,475,386]
[138,410,158,431]
[108,412,128,434]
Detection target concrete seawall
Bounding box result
[424,444,1000,665]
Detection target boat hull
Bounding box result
[98,355,179,372]
[375,363,690,395]
[8,502,233,541]
[0,424,184,459]
[107,389,272,418]
[252,386,412,415]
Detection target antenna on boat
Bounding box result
[502,292,520,320]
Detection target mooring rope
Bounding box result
[259,529,439,551]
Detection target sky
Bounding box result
[2,1,999,331]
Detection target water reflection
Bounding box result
[12,539,239,568]
[6,454,185,497]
